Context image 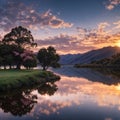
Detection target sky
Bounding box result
[0,0,120,54]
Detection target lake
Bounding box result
[0,66,120,120]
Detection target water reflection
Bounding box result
[51,66,120,85]
[0,81,58,117]
[38,83,58,96]
[0,91,37,116]
[1,67,120,120]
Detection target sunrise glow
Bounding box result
[1,1,120,120]
[0,0,120,54]
[116,41,120,47]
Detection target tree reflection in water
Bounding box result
[38,83,58,96]
[0,91,37,116]
[0,80,58,116]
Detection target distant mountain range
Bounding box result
[60,46,120,64]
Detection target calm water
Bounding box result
[1,66,120,120]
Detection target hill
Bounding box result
[60,54,81,64]
[59,46,120,64]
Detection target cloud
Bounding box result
[98,22,110,32]
[50,18,73,28]
[113,20,120,29]
[34,75,120,114]
[105,0,120,10]
[36,33,96,54]
[1,0,120,54]
[0,0,73,31]
[35,21,120,54]
[34,99,72,116]
[76,22,111,45]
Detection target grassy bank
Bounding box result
[0,69,60,92]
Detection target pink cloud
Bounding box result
[0,1,73,31]
[105,0,120,10]
[35,21,120,54]
[113,20,120,29]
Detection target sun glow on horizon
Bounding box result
[115,84,120,91]
[115,41,120,47]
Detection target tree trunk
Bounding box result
[16,64,21,69]
[4,65,6,70]
[9,65,12,69]
[43,66,46,71]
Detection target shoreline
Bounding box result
[74,64,120,69]
[0,69,60,92]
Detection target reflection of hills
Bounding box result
[0,81,58,116]
[51,66,120,85]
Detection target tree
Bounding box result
[37,46,60,70]
[2,26,36,48]
[13,47,24,69]
[2,26,37,69]
[0,91,37,116]
[0,57,3,69]
[38,83,58,96]
[0,44,15,69]
[23,58,37,70]
[22,50,37,69]
[5,54,14,69]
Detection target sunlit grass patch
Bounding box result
[0,69,60,92]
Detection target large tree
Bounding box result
[0,44,15,69]
[2,26,37,69]
[37,46,60,70]
[2,26,36,48]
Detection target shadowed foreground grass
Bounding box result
[0,69,60,92]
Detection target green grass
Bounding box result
[0,69,39,83]
[0,69,60,92]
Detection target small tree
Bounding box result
[13,47,24,69]
[23,58,37,70]
[37,46,60,70]
[22,50,37,69]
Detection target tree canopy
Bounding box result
[2,26,37,48]
[37,46,60,70]
[0,26,60,70]
[0,26,37,69]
